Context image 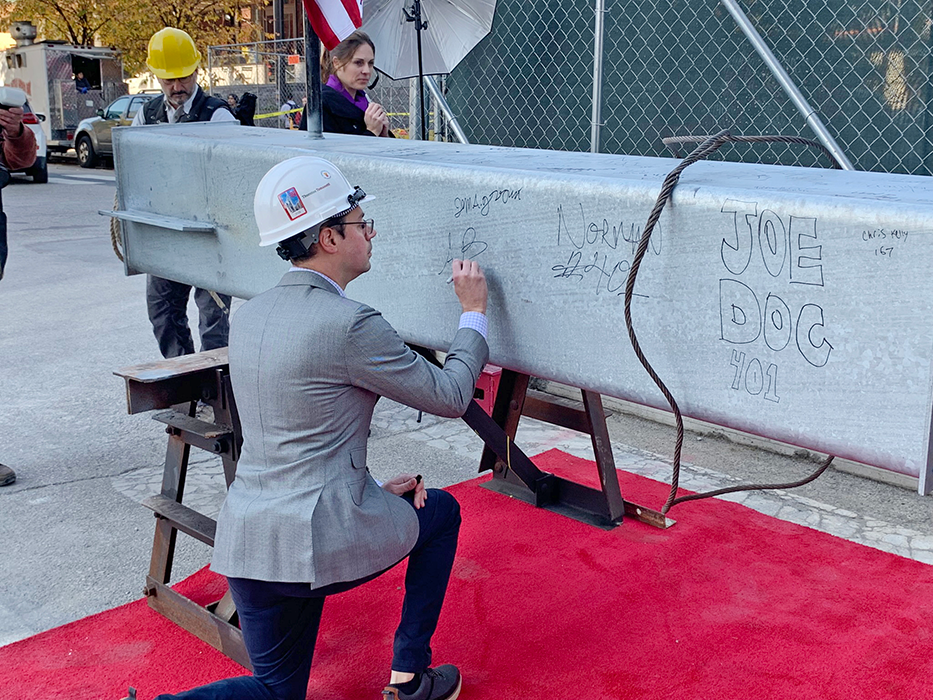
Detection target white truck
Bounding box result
[0,22,126,155]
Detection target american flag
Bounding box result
[301,0,364,50]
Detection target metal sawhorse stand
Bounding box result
[462,369,673,530]
[115,349,251,669]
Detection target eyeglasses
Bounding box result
[160,74,196,86]
[329,219,374,236]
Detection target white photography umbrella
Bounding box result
[361,0,497,137]
[361,0,496,78]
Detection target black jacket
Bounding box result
[299,86,394,137]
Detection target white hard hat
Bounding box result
[254,156,373,257]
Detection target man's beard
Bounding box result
[168,90,191,108]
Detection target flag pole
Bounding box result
[304,13,323,139]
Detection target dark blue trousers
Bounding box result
[146,275,232,359]
[155,489,461,700]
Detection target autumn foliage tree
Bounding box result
[0,0,268,75]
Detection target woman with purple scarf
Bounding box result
[300,31,394,137]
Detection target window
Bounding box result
[105,96,130,120]
[71,56,101,90]
[127,96,150,119]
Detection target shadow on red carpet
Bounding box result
[2,448,933,699]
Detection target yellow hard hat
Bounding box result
[146,27,201,80]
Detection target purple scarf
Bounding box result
[326,74,369,112]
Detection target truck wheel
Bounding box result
[28,157,48,183]
[76,135,96,168]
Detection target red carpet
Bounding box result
[3,448,933,699]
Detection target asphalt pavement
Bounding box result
[1,160,932,650]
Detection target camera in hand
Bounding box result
[0,87,27,110]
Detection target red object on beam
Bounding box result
[474,365,502,416]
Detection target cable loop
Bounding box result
[662,134,841,170]
[624,131,837,514]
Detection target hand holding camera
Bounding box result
[0,86,27,138]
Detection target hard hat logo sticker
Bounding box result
[278,187,307,221]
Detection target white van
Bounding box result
[0,25,126,157]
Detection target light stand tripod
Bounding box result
[403,0,428,141]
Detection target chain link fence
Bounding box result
[209,0,933,174]
[208,39,309,128]
[448,0,933,174]
[448,2,594,153]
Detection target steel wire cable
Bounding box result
[623,130,836,514]
[110,192,124,262]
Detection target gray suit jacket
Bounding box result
[211,270,488,586]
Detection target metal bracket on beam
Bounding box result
[99,209,217,233]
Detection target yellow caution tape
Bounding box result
[254,107,303,120]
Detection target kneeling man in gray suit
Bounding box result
[153,157,488,700]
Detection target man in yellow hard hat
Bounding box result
[132,27,236,127]
[132,27,236,360]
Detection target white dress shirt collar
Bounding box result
[288,266,346,297]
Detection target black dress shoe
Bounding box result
[382,665,462,700]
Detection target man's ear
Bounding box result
[317,225,340,253]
